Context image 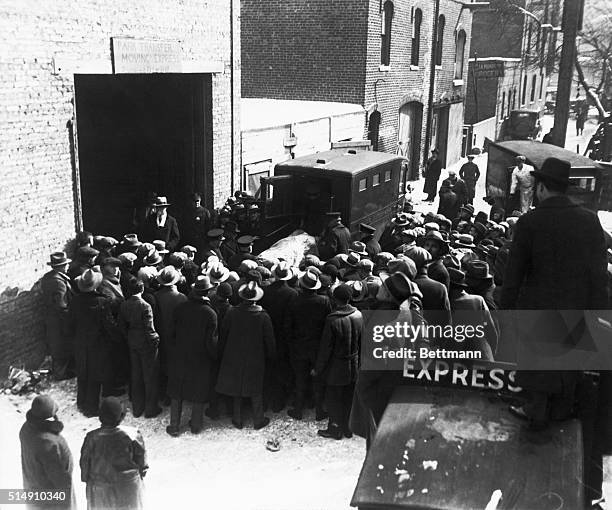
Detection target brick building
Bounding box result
[0,0,240,373]
[465,0,561,146]
[241,0,476,179]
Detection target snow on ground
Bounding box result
[1,380,365,510]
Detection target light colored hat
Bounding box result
[157,266,181,287]
[238,281,264,301]
[76,268,103,293]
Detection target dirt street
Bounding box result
[0,380,365,510]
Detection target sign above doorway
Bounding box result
[111,37,182,73]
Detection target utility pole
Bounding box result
[551,0,582,147]
[423,0,441,166]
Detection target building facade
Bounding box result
[242,0,475,178]
[464,0,561,144]
[0,0,240,372]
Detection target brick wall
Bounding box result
[364,0,472,170]
[241,0,369,104]
[0,0,240,375]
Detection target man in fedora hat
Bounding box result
[67,269,115,416]
[80,397,148,510]
[216,281,276,429]
[420,230,451,290]
[451,204,474,230]
[141,196,181,251]
[286,270,332,421]
[260,262,298,412]
[118,278,162,419]
[380,213,410,253]
[166,276,218,436]
[465,259,497,311]
[359,223,381,259]
[423,148,443,202]
[41,252,76,381]
[318,212,351,260]
[20,395,75,509]
[155,266,188,407]
[509,155,535,214]
[447,268,496,359]
[315,284,363,440]
[501,157,608,433]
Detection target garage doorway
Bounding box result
[74,73,212,238]
[398,101,423,181]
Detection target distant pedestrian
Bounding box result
[423,148,443,202]
[80,397,148,510]
[317,212,352,260]
[509,155,535,214]
[20,395,75,510]
[459,154,480,205]
[141,196,180,251]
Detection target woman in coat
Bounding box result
[216,281,276,430]
[20,395,75,510]
[80,397,148,510]
[68,269,116,416]
[166,276,218,436]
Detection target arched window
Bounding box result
[501,91,506,119]
[530,74,537,102]
[411,8,422,66]
[381,1,394,66]
[435,15,445,66]
[454,29,466,79]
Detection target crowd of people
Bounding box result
[26,155,612,508]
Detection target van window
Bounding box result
[570,177,596,192]
[373,173,380,187]
[359,178,367,192]
[384,170,392,182]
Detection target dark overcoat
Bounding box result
[318,222,351,259]
[67,291,116,382]
[500,195,608,395]
[141,214,180,251]
[286,291,332,362]
[80,425,147,510]
[167,296,218,402]
[501,195,608,310]
[414,270,452,331]
[361,235,382,259]
[20,413,75,510]
[423,157,442,196]
[216,303,276,397]
[427,259,450,290]
[437,188,460,222]
[315,305,363,386]
[154,286,187,372]
[40,270,74,361]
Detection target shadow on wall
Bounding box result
[0,284,46,378]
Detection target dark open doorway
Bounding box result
[74,73,212,238]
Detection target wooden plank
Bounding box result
[351,386,583,510]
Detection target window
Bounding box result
[359,178,367,192]
[530,74,537,102]
[539,74,544,99]
[411,8,422,66]
[435,15,445,66]
[526,22,532,55]
[501,91,506,119]
[521,75,528,105]
[381,1,394,66]
[384,169,392,182]
[454,30,466,79]
[512,87,517,110]
[373,173,380,187]
[507,90,513,116]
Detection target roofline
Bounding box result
[242,109,365,133]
